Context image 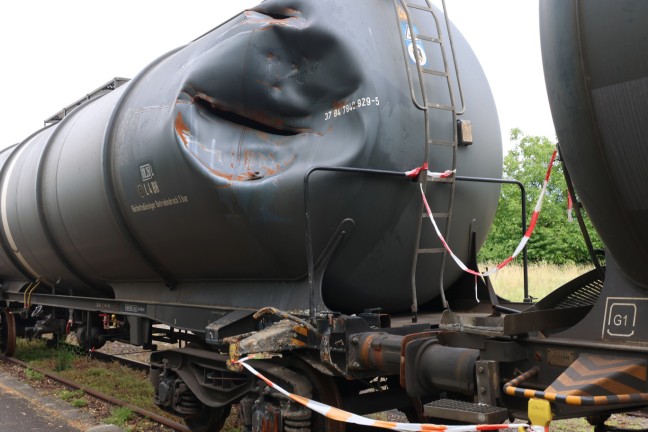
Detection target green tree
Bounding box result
[479,129,602,264]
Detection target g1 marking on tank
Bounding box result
[603,298,644,339]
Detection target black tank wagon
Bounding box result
[0,0,502,314]
[5,0,648,431]
[1,0,502,428]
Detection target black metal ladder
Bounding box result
[395,0,465,320]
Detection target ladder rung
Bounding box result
[423,68,448,77]
[415,35,441,44]
[427,103,454,111]
[407,4,434,13]
[422,212,450,219]
[426,177,454,183]
[417,248,445,254]
[428,139,455,147]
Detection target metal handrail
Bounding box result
[303,167,531,319]
[303,166,409,320]
[456,176,530,301]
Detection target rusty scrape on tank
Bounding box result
[183,89,304,135]
[174,112,296,183]
[244,10,307,31]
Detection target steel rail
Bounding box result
[87,349,151,373]
[0,354,189,432]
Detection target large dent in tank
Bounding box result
[172,0,362,186]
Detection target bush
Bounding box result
[479,129,603,265]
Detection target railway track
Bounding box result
[0,350,190,432]
[88,349,151,373]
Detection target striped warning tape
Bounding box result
[415,149,557,278]
[236,356,531,431]
[405,163,456,181]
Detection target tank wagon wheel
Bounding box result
[287,359,346,432]
[184,404,231,432]
[75,326,106,351]
[0,308,17,357]
[236,357,346,432]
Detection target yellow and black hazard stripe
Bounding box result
[546,355,647,397]
[504,364,648,406]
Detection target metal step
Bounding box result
[423,399,509,424]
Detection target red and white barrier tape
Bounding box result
[405,163,456,181]
[413,149,558,278]
[236,356,531,431]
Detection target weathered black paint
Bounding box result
[0,0,501,314]
[541,0,648,292]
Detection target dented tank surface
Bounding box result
[0,0,501,313]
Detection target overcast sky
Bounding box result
[0,0,554,150]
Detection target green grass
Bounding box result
[59,389,85,402]
[71,398,88,408]
[13,338,168,429]
[59,389,89,408]
[24,368,44,381]
[63,362,155,409]
[106,406,134,427]
[54,342,76,371]
[482,262,594,302]
[14,338,54,362]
